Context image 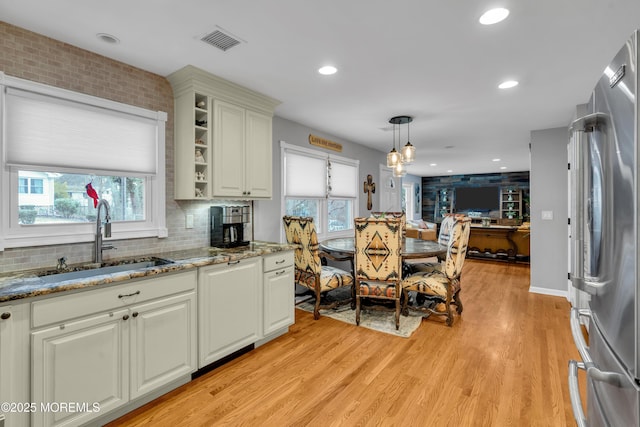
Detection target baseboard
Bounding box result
[529,286,568,298]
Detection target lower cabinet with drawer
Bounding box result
[30,270,197,427]
[262,251,295,337]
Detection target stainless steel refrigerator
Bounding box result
[568,30,640,426]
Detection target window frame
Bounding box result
[280,141,359,242]
[0,72,167,251]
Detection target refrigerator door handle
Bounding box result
[569,112,610,294]
[570,308,593,364]
[568,360,587,427]
[573,277,610,295]
[570,309,628,385]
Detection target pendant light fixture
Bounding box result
[387,115,415,175]
[401,117,415,164]
[393,119,407,177]
[386,121,401,168]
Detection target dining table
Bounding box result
[319,236,447,260]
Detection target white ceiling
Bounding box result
[1,0,640,176]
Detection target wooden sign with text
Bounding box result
[309,134,342,152]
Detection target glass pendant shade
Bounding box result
[387,148,400,167]
[402,142,415,164]
[393,160,406,177]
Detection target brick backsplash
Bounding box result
[0,22,236,273]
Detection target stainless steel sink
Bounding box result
[36,257,173,284]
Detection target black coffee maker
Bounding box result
[210,206,250,248]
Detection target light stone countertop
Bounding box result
[0,241,298,303]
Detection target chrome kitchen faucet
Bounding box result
[95,199,116,263]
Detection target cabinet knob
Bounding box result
[0,312,10,320]
[132,312,139,318]
[123,314,130,321]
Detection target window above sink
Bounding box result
[0,72,168,251]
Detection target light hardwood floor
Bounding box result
[107,259,586,426]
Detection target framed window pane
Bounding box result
[18,178,28,194]
[328,199,353,232]
[285,198,321,231]
[17,171,145,225]
[30,178,44,194]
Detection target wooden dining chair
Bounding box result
[282,216,354,320]
[408,213,465,273]
[401,216,471,326]
[370,211,406,235]
[353,217,403,330]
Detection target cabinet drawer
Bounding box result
[263,251,294,272]
[31,270,197,329]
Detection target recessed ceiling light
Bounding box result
[500,166,507,170]
[499,80,519,89]
[96,33,120,44]
[447,169,453,173]
[430,163,437,166]
[318,65,337,75]
[492,158,501,162]
[479,8,510,25]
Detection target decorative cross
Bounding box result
[363,174,376,210]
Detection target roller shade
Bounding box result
[5,88,160,175]
[284,150,326,197]
[329,160,357,197]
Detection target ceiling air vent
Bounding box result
[200,28,242,52]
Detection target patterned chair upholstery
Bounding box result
[409,213,464,273]
[354,217,403,330]
[282,216,354,320]
[401,216,471,326]
[371,211,406,235]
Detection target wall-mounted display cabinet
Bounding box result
[434,189,453,220]
[500,188,522,220]
[168,66,280,200]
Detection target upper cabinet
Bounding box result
[168,66,280,200]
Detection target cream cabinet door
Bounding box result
[31,309,129,427]
[263,266,294,335]
[213,100,245,197]
[0,306,12,424]
[198,258,262,368]
[129,292,197,399]
[245,109,273,198]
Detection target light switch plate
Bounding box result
[541,210,553,220]
[185,214,194,229]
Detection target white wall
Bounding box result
[254,116,387,243]
[530,127,569,296]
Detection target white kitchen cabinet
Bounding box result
[0,303,30,427]
[167,65,279,200]
[212,100,273,198]
[212,100,245,197]
[31,270,197,427]
[198,258,262,368]
[262,252,295,336]
[0,306,12,419]
[244,109,273,198]
[172,91,210,199]
[31,309,130,427]
[129,292,197,399]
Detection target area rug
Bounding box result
[296,297,425,338]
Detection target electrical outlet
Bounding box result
[185,214,194,229]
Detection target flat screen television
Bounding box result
[455,186,500,212]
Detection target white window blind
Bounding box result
[284,150,326,197]
[5,87,159,175]
[329,160,358,197]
